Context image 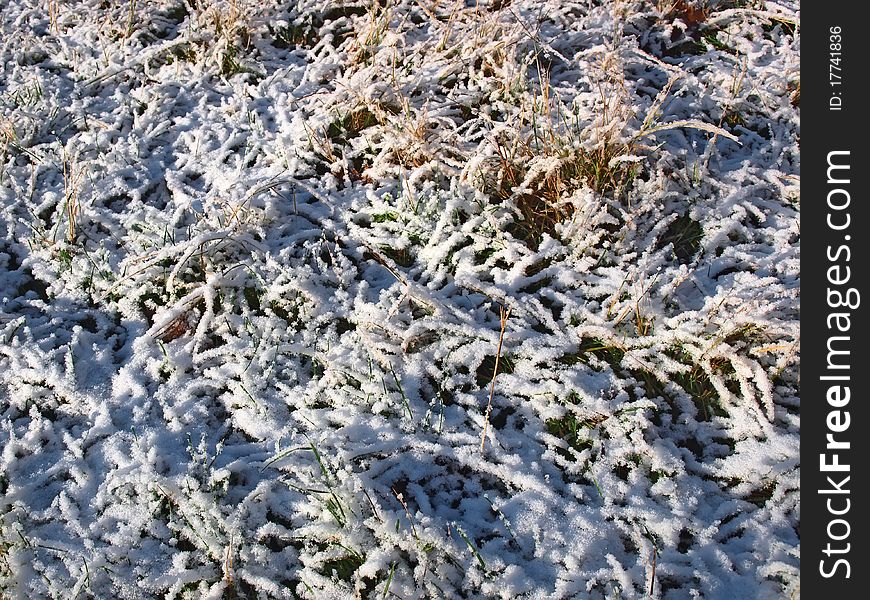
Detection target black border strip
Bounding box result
[803,3,869,594]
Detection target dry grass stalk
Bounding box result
[481,305,510,452]
[125,0,138,39]
[48,0,60,33]
[61,152,87,243]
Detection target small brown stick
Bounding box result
[224,533,234,588]
[392,487,419,540]
[480,305,510,452]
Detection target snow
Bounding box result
[1,0,799,598]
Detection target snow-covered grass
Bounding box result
[0,0,799,598]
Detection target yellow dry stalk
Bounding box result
[125,0,138,39]
[222,533,235,588]
[0,117,16,151]
[481,305,511,452]
[48,0,60,33]
[62,154,88,244]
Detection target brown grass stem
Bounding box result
[481,305,510,452]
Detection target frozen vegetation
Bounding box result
[0,0,799,598]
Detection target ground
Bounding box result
[0,1,799,598]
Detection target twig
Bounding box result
[223,532,234,588]
[480,305,510,451]
[392,487,419,540]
